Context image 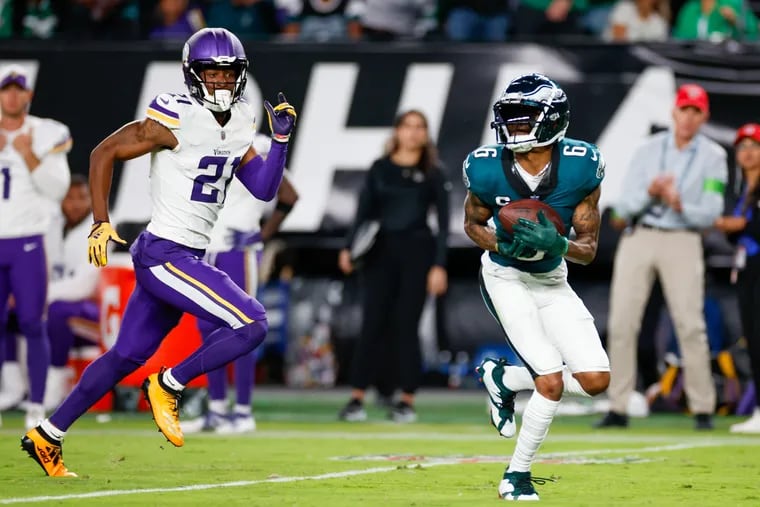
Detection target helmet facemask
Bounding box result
[186,59,247,113]
[493,102,546,153]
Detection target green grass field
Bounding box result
[1,389,759,506]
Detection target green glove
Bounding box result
[496,235,537,259]
[512,211,569,258]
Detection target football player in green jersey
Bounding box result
[463,74,610,501]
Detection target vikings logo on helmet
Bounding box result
[182,28,248,113]
[490,73,570,153]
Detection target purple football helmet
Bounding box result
[182,28,248,112]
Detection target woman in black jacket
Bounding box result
[715,123,760,433]
[337,110,450,423]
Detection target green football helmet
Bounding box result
[491,73,570,153]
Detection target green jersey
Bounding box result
[463,138,605,273]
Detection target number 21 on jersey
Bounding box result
[190,155,240,203]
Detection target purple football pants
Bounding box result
[50,232,268,431]
[197,247,262,406]
[0,235,49,404]
[47,300,100,367]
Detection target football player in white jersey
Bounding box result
[184,134,298,434]
[22,28,296,477]
[0,64,72,431]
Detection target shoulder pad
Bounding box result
[462,144,502,190]
[560,138,605,187]
[234,99,257,132]
[146,93,188,130]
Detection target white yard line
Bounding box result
[2,440,759,505]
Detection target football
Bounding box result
[497,199,566,235]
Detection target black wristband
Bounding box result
[275,201,294,214]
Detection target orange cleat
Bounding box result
[142,368,184,447]
[21,427,77,477]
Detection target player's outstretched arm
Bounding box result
[236,93,297,201]
[567,186,602,265]
[464,191,498,252]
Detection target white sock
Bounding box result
[40,418,66,441]
[208,400,228,414]
[162,368,185,392]
[562,367,591,397]
[234,404,251,416]
[502,365,535,392]
[507,391,559,473]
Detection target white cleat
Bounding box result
[218,414,256,434]
[24,403,45,431]
[730,408,760,434]
[476,357,517,438]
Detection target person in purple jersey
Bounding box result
[20,28,296,478]
[0,64,72,431]
[185,134,299,434]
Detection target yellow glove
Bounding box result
[88,222,126,267]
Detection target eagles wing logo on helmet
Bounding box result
[490,73,570,153]
[182,28,249,113]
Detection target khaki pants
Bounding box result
[607,227,716,415]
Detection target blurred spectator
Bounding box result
[277,0,362,41]
[205,0,279,40]
[597,84,726,430]
[357,0,436,41]
[581,0,615,36]
[59,0,140,40]
[149,0,204,39]
[512,0,587,38]
[43,175,100,411]
[714,123,760,433]
[0,0,66,39]
[337,110,450,423]
[438,0,510,42]
[672,0,759,41]
[604,0,669,41]
[0,64,72,429]
[0,1,11,38]
[21,1,58,38]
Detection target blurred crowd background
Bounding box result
[1,0,760,44]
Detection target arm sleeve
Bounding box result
[344,161,380,249]
[680,150,728,228]
[432,168,451,267]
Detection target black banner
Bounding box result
[2,41,757,247]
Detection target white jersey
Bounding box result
[206,178,270,252]
[144,93,256,249]
[46,212,99,303]
[0,115,72,238]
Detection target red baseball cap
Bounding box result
[735,123,760,145]
[675,84,709,113]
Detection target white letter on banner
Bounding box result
[111,62,263,224]
[284,63,453,232]
[595,66,674,212]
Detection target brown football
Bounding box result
[497,199,566,235]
